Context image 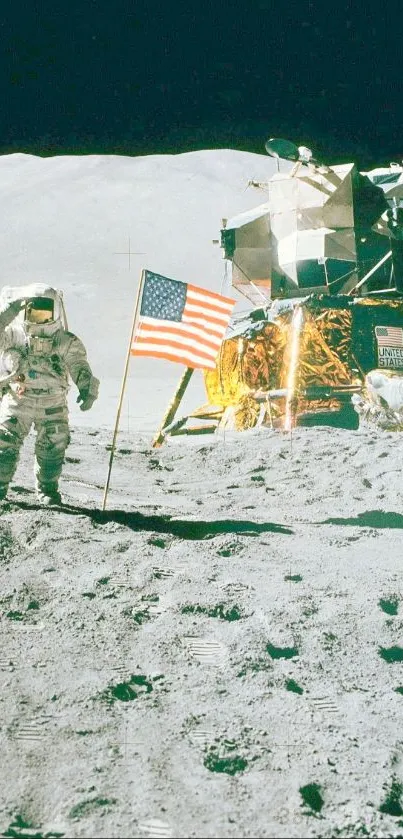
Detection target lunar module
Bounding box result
[155,139,403,444]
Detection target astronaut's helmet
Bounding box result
[22,285,64,337]
[0,283,65,337]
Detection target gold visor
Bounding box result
[25,301,54,324]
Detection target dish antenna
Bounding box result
[265,137,323,170]
[264,137,301,162]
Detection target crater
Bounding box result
[285,678,303,695]
[98,674,160,704]
[379,646,403,663]
[379,778,403,817]
[181,603,245,621]
[379,597,399,616]
[266,641,299,660]
[299,782,324,814]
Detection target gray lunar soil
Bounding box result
[1,423,403,839]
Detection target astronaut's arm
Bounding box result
[0,299,25,335]
[64,335,100,411]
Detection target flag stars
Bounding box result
[141,272,186,321]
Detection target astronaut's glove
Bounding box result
[76,390,97,411]
[8,299,26,314]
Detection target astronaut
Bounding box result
[0,283,99,504]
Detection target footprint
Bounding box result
[138,819,173,838]
[188,728,215,747]
[153,567,175,579]
[221,582,250,596]
[68,797,117,821]
[184,637,228,666]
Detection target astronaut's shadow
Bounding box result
[7,498,294,540]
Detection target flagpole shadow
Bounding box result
[5,499,294,539]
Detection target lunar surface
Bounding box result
[1,422,403,838]
[0,149,402,838]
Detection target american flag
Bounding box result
[131,270,235,369]
[375,325,403,347]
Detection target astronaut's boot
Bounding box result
[0,483,9,501]
[36,481,62,506]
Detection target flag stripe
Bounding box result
[186,294,232,315]
[133,333,219,359]
[135,331,221,356]
[187,284,234,306]
[182,309,228,338]
[183,302,232,325]
[132,337,216,362]
[131,347,217,369]
[185,300,233,319]
[186,289,235,313]
[136,317,224,345]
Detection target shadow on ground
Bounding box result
[4,500,294,540]
[318,510,403,529]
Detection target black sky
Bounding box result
[1,0,403,168]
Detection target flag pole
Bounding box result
[102,268,146,511]
[151,366,194,448]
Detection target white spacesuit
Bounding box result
[352,369,403,430]
[0,283,99,504]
